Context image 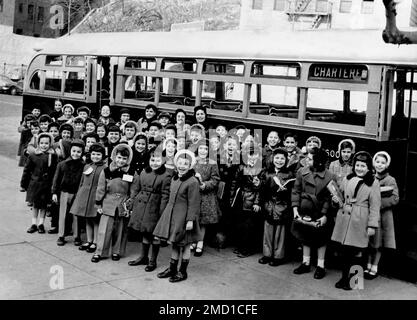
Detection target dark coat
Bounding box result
[262,170,295,225]
[70,161,106,218]
[153,170,202,246]
[291,166,335,247]
[51,158,85,195]
[20,150,58,209]
[231,164,262,212]
[130,150,150,175]
[128,166,172,234]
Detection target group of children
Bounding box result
[18,101,399,287]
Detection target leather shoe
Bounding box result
[194,249,203,257]
[112,254,120,261]
[27,224,38,233]
[48,227,58,234]
[57,237,66,246]
[37,224,45,234]
[169,271,187,283]
[269,258,284,267]
[128,256,149,266]
[364,271,378,280]
[258,256,271,264]
[314,267,326,279]
[293,263,311,275]
[158,267,176,279]
[91,254,101,263]
[145,262,157,272]
[335,277,352,290]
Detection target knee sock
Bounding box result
[31,217,37,225]
[169,258,179,273]
[370,265,378,274]
[142,242,150,258]
[179,259,190,274]
[39,217,45,225]
[317,259,325,268]
[150,244,160,264]
[303,256,310,265]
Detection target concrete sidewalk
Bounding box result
[1,155,417,300]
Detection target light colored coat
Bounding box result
[331,176,381,248]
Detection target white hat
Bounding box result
[338,139,356,154]
[306,136,322,148]
[174,149,196,169]
[111,143,133,165]
[63,104,75,114]
[373,151,391,168]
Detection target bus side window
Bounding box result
[29,71,41,90]
[202,80,244,112]
[45,70,62,92]
[124,75,156,101]
[64,71,85,94]
[160,77,197,105]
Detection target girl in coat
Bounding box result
[163,138,177,173]
[259,148,295,266]
[21,133,58,233]
[97,105,116,127]
[193,139,221,256]
[130,133,149,175]
[91,144,135,263]
[365,151,399,280]
[291,147,334,280]
[329,139,355,187]
[127,149,172,271]
[70,143,107,253]
[138,104,158,133]
[331,151,381,290]
[153,150,202,283]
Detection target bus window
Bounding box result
[66,56,85,67]
[251,62,300,79]
[124,75,156,101]
[29,70,41,90]
[249,84,298,118]
[203,80,244,112]
[162,59,197,73]
[64,71,85,94]
[306,88,367,126]
[45,70,62,92]
[203,60,244,75]
[45,55,63,66]
[161,77,197,105]
[125,57,156,70]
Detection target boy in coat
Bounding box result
[91,144,135,262]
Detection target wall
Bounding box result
[0,0,16,27]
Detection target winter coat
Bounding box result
[231,162,262,212]
[128,166,172,233]
[291,166,335,247]
[70,161,106,218]
[287,148,303,174]
[331,176,381,248]
[153,170,202,246]
[194,158,222,225]
[130,150,150,175]
[53,139,72,162]
[20,149,58,209]
[51,158,85,195]
[262,170,295,225]
[218,151,241,202]
[262,144,280,171]
[329,159,352,188]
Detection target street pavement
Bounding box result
[1,94,417,300]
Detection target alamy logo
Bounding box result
[349,265,364,290]
[50,5,65,30]
[49,265,64,290]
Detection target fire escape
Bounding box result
[286,0,332,30]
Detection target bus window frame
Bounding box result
[161,58,198,74]
[250,61,301,80]
[202,59,245,76]
[125,57,157,70]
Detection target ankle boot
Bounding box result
[157,258,178,278]
[145,244,160,272]
[169,259,189,282]
[128,243,150,266]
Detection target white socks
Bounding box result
[31,217,37,225]
[317,259,325,268]
[38,217,45,225]
[302,256,310,265]
[370,265,378,274]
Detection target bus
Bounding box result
[22,29,417,282]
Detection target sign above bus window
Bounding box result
[308,64,368,83]
[125,57,156,70]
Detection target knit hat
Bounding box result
[306,136,322,148]
[190,123,205,133]
[338,139,356,154]
[174,149,196,169]
[111,143,133,165]
[36,132,54,146]
[373,151,391,168]
[63,104,75,114]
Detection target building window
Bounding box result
[252,0,262,10]
[19,3,24,13]
[316,0,328,12]
[38,6,44,22]
[361,0,374,14]
[339,0,352,13]
[28,4,34,20]
[273,0,285,11]
[0,0,3,13]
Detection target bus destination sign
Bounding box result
[308,64,368,83]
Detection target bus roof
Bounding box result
[38,29,417,66]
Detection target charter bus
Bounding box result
[22,30,417,282]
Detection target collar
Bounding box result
[376,172,389,180]
[174,169,195,181]
[109,162,129,173]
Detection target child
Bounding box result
[83,132,99,164]
[73,116,84,139]
[91,144,135,262]
[52,140,86,246]
[331,151,381,290]
[164,124,177,141]
[118,108,131,132]
[231,144,263,258]
[193,105,209,131]
[329,139,355,187]
[298,136,322,169]
[77,106,91,122]
[55,124,74,161]
[84,118,97,135]
[291,147,334,280]
[283,132,303,174]
[49,99,63,122]
[193,139,221,256]
[20,133,58,233]
[97,123,108,146]
[97,105,115,126]
[163,138,177,172]
[153,150,201,282]
[127,149,172,271]
[147,121,162,140]
[21,120,41,159]
[138,104,158,132]
[259,148,294,266]
[70,143,107,253]
[215,124,228,140]
[188,124,205,153]
[174,109,191,140]
[17,114,37,167]
[121,121,139,147]
[57,104,75,126]
[48,122,60,142]
[209,133,222,164]
[365,151,399,280]
[106,125,122,163]
[131,133,149,175]
[158,112,171,132]
[177,136,186,151]
[39,115,52,133]
[262,130,280,169]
